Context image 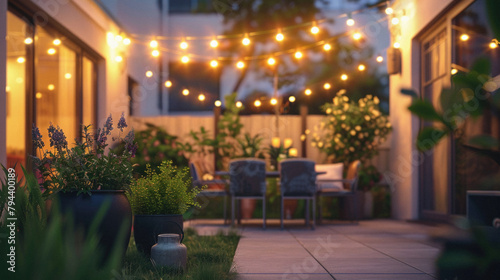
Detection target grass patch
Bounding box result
[116,227,240,280]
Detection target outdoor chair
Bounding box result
[280,158,318,230]
[316,160,361,223]
[229,158,267,229]
[190,161,229,223]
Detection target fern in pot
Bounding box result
[128,160,204,256]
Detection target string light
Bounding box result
[17,57,25,63]
[64,73,72,79]
[276,32,284,42]
[182,89,189,96]
[289,96,296,102]
[236,101,243,108]
[152,50,160,57]
[305,88,312,95]
[294,51,303,59]
[270,98,278,105]
[460,34,469,41]
[115,35,123,42]
[123,38,131,45]
[324,83,331,90]
[236,61,245,69]
[180,41,188,49]
[393,42,401,48]
[36,92,42,99]
[391,17,400,25]
[24,37,33,44]
[145,71,153,77]
[346,14,355,26]
[48,84,55,90]
[210,39,218,48]
[376,55,384,62]
[341,74,348,81]
[267,57,276,65]
[311,25,320,34]
[210,60,218,67]
[254,100,262,107]
[150,40,158,48]
[53,39,61,45]
[242,36,251,46]
[214,100,222,107]
[323,43,332,51]
[47,48,56,55]
[165,80,172,87]
[352,32,362,40]
[181,56,189,63]
[198,94,206,101]
[114,55,123,62]
[358,64,366,71]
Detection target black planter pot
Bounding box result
[56,190,132,262]
[133,214,184,256]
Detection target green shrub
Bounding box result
[128,161,204,215]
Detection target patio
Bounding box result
[186,219,443,280]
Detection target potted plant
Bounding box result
[31,113,137,261]
[128,160,204,256]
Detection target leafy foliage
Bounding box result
[128,161,204,215]
[31,114,136,196]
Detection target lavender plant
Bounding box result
[32,113,137,196]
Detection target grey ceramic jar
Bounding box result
[151,234,187,270]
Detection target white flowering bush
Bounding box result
[312,92,392,165]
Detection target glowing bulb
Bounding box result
[276,33,284,41]
[210,39,218,48]
[182,89,189,96]
[270,98,278,105]
[311,26,320,34]
[346,18,355,26]
[17,57,25,63]
[24,37,33,44]
[64,73,72,79]
[254,100,262,107]
[460,34,469,41]
[123,38,131,45]
[294,51,303,59]
[393,42,401,48]
[236,61,245,69]
[324,83,331,90]
[214,100,222,107]
[115,35,123,42]
[150,40,158,48]
[181,56,189,63]
[198,94,205,101]
[385,7,393,15]
[47,48,56,55]
[289,96,296,102]
[180,41,188,49]
[36,92,42,99]
[451,68,458,75]
[114,55,123,62]
[267,57,276,65]
[242,37,250,46]
[304,88,312,95]
[210,60,218,67]
[236,101,243,108]
[145,71,153,77]
[353,32,362,40]
[323,43,332,51]
[341,74,348,81]
[165,80,172,88]
[152,50,160,57]
[53,39,61,45]
[358,64,366,71]
[47,84,55,91]
[376,55,384,62]
[489,42,498,49]
[391,17,400,25]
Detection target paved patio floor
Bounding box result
[185,219,444,280]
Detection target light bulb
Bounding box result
[270,98,278,105]
[180,41,188,49]
[210,60,218,67]
[254,100,261,107]
[152,50,160,57]
[294,51,303,59]
[145,71,153,77]
[53,39,61,45]
[150,40,158,48]
[236,61,245,69]
[311,26,319,34]
[376,55,384,62]
[460,34,469,41]
[353,32,362,40]
[47,48,56,55]
[267,57,276,65]
[341,74,348,81]
[236,101,243,108]
[346,18,355,26]
[358,64,366,71]
[276,33,284,41]
[289,96,296,102]
[393,42,401,48]
[385,7,393,15]
[24,37,33,44]
[323,43,332,51]
[198,94,205,101]
[123,38,131,45]
[391,17,400,25]
[242,37,250,46]
[17,57,25,63]
[305,89,312,95]
[181,56,189,63]
[114,55,123,62]
[490,42,498,49]
[165,80,172,88]
[210,39,218,48]
[182,89,189,96]
[214,100,222,107]
[324,83,331,90]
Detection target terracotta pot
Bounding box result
[240,198,256,219]
[284,199,298,219]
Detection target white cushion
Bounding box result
[315,163,344,190]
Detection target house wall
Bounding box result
[388,0,454,220]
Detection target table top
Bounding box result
[214,171,325,177]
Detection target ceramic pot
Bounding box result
[133,214,183,256]
[151,233,187,271]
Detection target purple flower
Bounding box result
[48,124,68,150]
[104,114,113,135]
[32,125,45,150]
[117,112,127,131]
[124,130,137,157]
[95,128,108,147]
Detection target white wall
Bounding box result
[0,0,7,167]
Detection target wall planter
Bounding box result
[133,214,184,256]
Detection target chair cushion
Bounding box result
[315,163,344,190]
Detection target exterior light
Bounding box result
[267,57,276,65]
[451,68,458,75]
[17,57,25,63]
[53,39,61,45]
[47,48,56,55]
[254,100,261,107]
[376,55,384,62]
[236,101,243,108]
[24,37,33,44]
[236,61,245,69]
[214,100,222,107]
[150,40,158,48]
[210,60,218,67]
[123,38,131,45]
[294,51,303,59]
[270,98,278,105]
[323,43,332,51]
[304,88,312,95]
[460,34,469,41]
[242,37,250,46]
[489,42,498,49]
[323,83,331,90]
[210,39,218,48]
[152,50,160,57]
[276,32,284,42]
[165,80,172,88]
[114,55,123,62]
[181,56,189,63]
[341,74,348,81]
[358,64,366,71]
[145,71,153,77]
[311,26,320,34]
[198,94,205,101]
[289,96,296,102]
[180,41,188,49]
[182,89,189,96]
